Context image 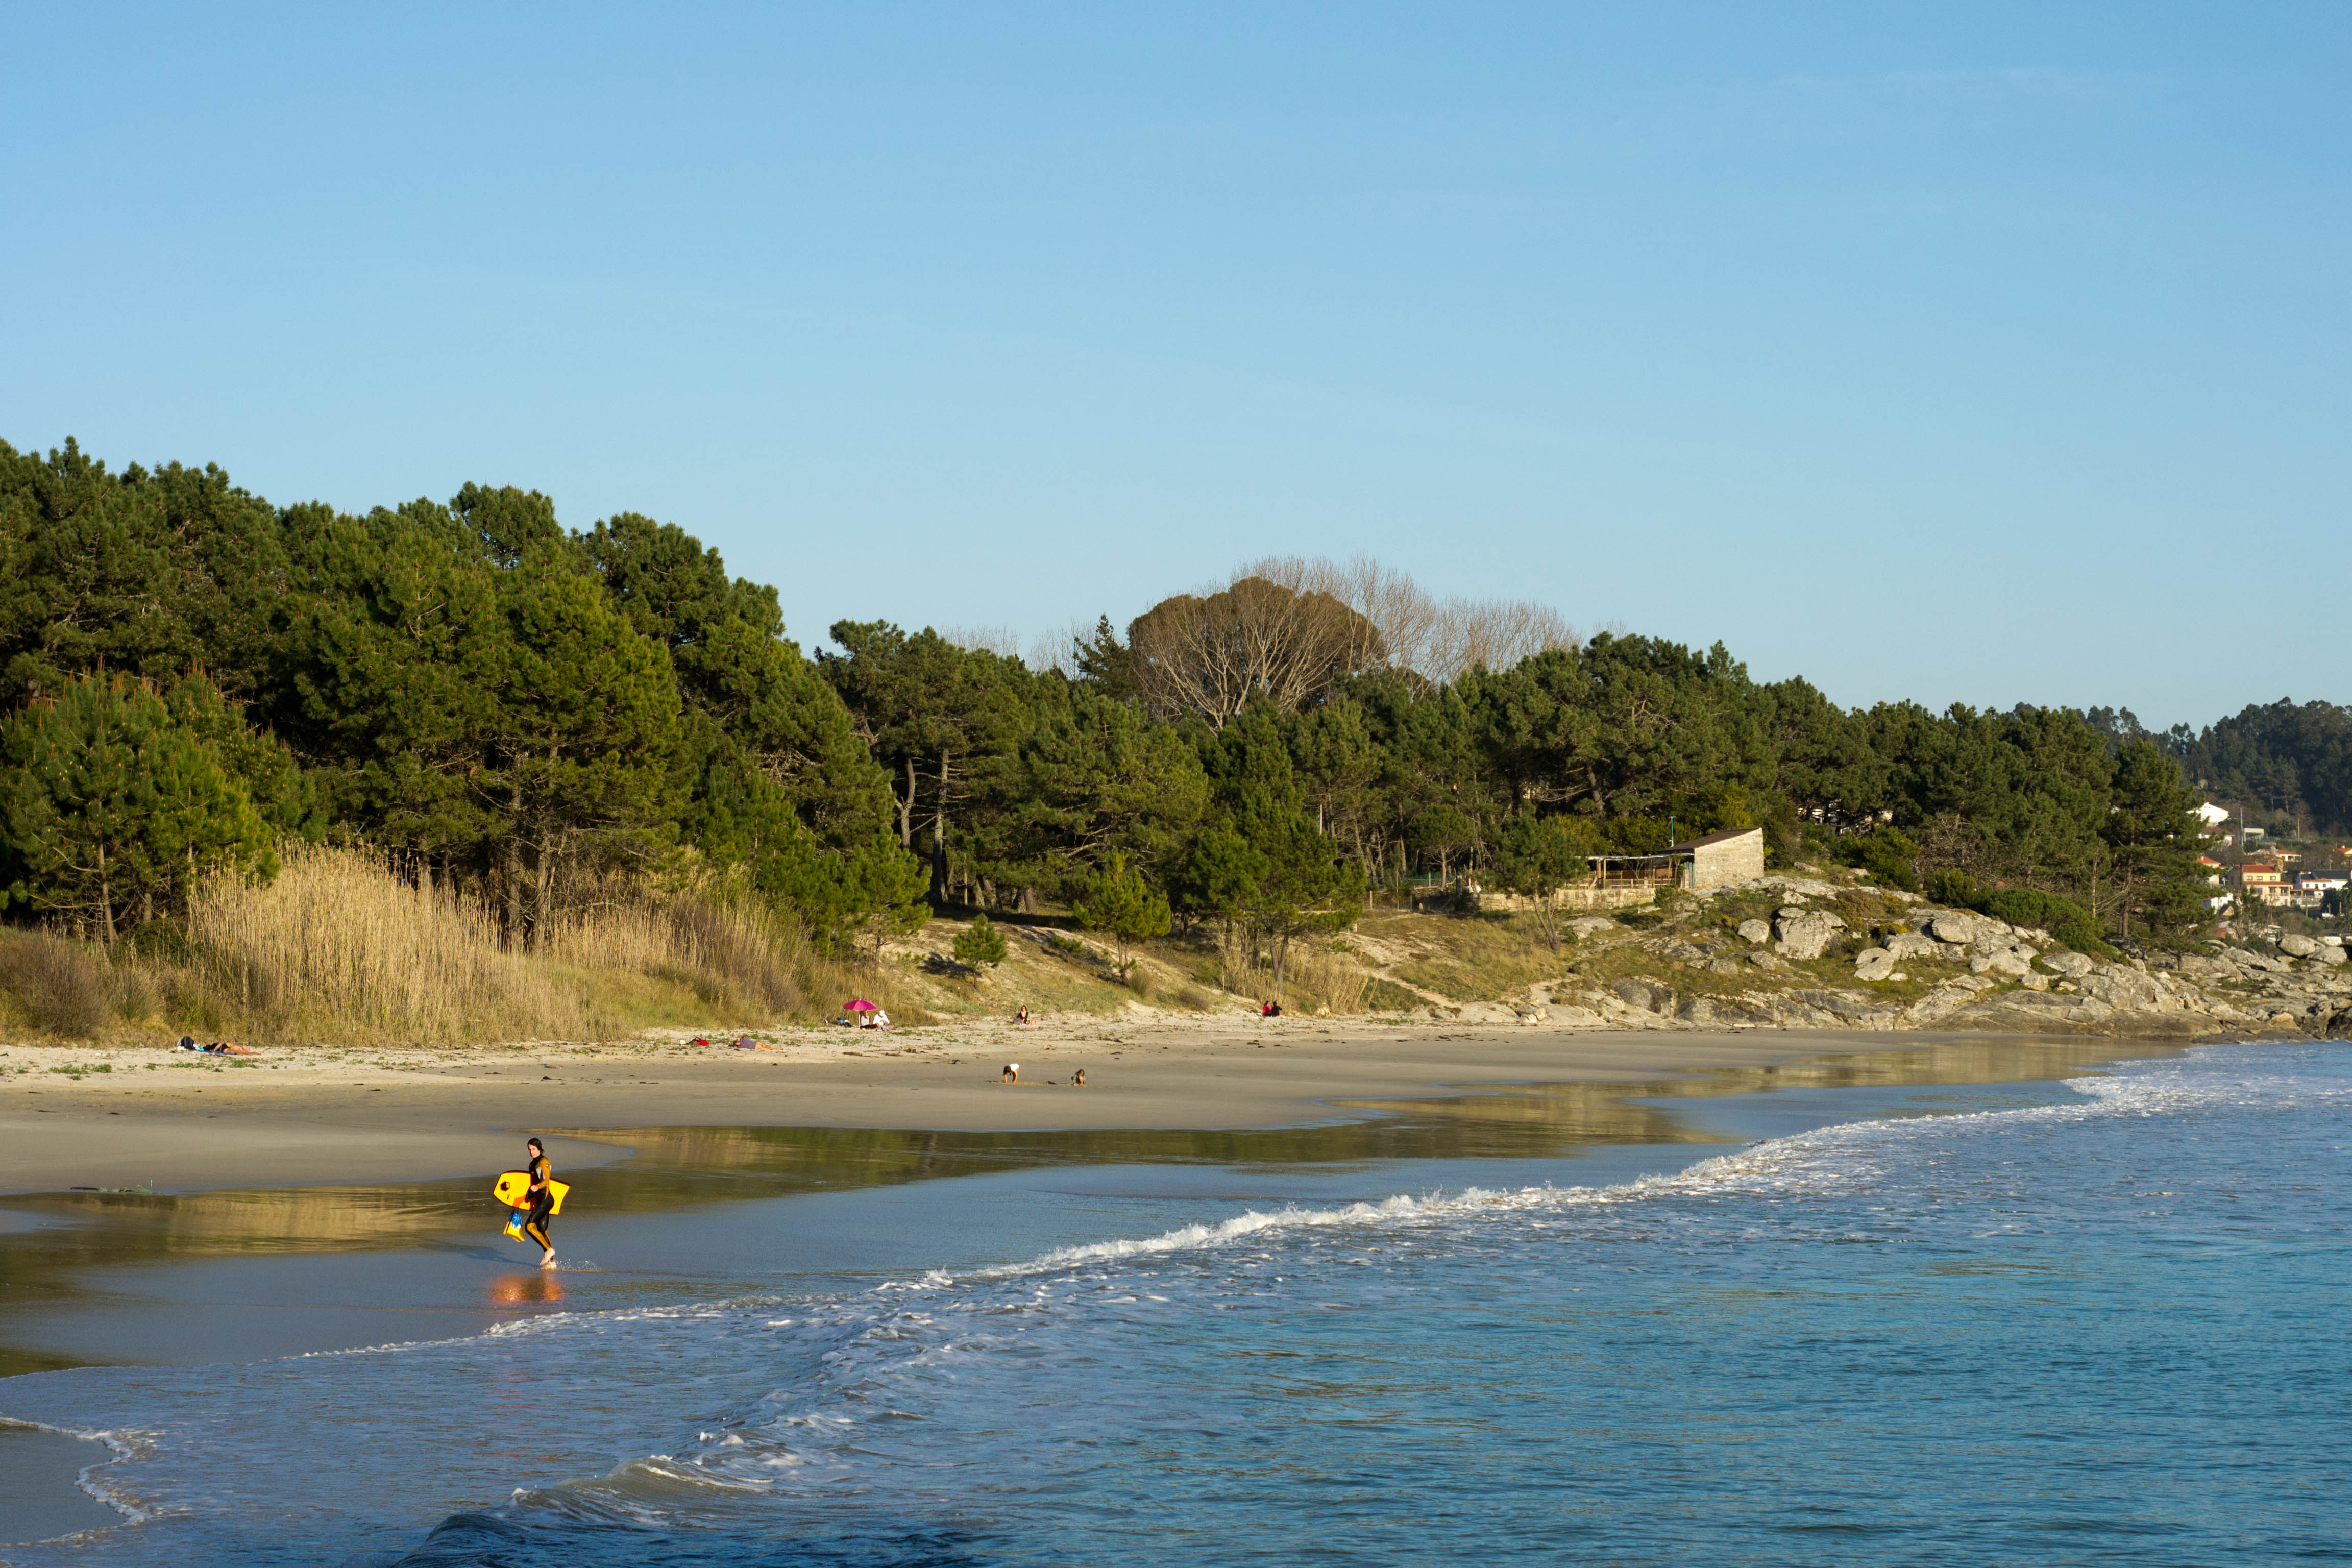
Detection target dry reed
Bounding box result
[0,845,929,1044]
[1214,933,1371,1014]
[182,846,586,1042]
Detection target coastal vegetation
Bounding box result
[0,437,2331,1041]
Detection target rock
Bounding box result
[1452,1001,1527,1025]
[1745,949,1788,970]
[1774,909,1846,961]
[1653,938,1709,965]
[2281,935,2319,958]
[1927,909,2005,945]
[2019,971,2049,991]
[1566,916,1618,941]
[1968,939,2039,979]
[2315,944,2347,967]
[1736,919,1773,944]
[1791,988,1900,1026]
[2041,950,2096,979]
[2227,946,2292,974]
[1706,958,1746,976]
[1612,977,1676,1015]
[1852,948,1901,983]
[1777,905,1809,919]
[1883,931,1943,960]
[2076,968,2169,1010]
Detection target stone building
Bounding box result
[1663,826,1766,890]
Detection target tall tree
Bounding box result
[0,673,276,938]
[821,621,1033,901]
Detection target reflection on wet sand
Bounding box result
[0,1036,2186,1376]
[486,1273,565,1307]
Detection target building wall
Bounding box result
[1689,829,1766,889]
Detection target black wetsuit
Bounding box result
[523,1154,555,1251]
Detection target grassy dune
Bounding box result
[0,847,930,1046]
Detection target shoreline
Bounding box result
[0,1019,2189,1197]
[0,1025,2231,1551]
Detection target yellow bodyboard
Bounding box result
[492,1170,569,1214]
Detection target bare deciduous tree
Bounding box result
[1128,576,1381,726]
[1238,554,1577,683]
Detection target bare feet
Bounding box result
[539,1252,557,1269]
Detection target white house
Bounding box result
[2196,802,2232,829]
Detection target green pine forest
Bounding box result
[2,439,2344,1036]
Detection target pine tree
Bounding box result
[0,673,274,937]
[953,912,1009,970]
[1073,854,1172,977]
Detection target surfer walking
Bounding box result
[523,1137,557,1269]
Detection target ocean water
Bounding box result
[4,1040,2348,1566]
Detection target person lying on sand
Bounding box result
[178,1037,256,1056]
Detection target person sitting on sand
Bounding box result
[1072,1067,1085,1086]
[872,1009,891,1031]
[1015,1006,1031,1026]
[1002,1062,1019,1083]
[1260,1000,1282,1019]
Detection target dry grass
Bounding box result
[184,848,585,1041]
[0,845,928,1045]
[1213,933,1372,1014]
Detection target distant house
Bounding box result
[2296,869,2348,896]
[2197,854,2224,887]
[2196,802,2232,829]
[2238,862,2287,904]
[1587,826,1766,893]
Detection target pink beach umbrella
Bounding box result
[845,999,878,1012]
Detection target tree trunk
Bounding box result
[96,842,116,944]
[1273,932,1289,1001]
[504,778,526,949]
[929,748,951,903]
[534,829,557,952]
[898,756,918,848]
[1020,885,1037,914]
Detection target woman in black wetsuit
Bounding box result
[522,1137,557,1269]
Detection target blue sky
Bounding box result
[5,4,2344,726]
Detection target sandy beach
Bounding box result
[0,1018,2226,1554]
[0,1017,2027,1196]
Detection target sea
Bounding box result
[2,1038,2347,1566]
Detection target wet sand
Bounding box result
[1,1023,2010,1195]
[0,1025,2211,1549]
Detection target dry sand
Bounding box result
[0,1014,1944,1194]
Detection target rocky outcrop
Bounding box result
[1852,948,1903,983]
[1504,871,2351,1041]
[1774,907,1846,961]
[1969,938,2039,979]
[1612,977,1677,1015]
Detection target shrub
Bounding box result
[0,932,114,1038]
[1837,826,1920,891]
[953,914,1008,970]
[2053,921,2119,960]
[1978,887,2093,934]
